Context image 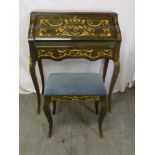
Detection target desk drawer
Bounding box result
[36,47,114,61]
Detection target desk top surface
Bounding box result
[28,12,121,42]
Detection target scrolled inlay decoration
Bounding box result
[51,96,100,101]
[37,16,112,37]
[37,48,113,60]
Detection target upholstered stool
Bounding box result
[43,73,108,137]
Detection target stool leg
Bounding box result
[43,96,53,138]
[95,101,99,115]
[52,100,56,115]
[98,96,107,138]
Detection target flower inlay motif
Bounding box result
[37,48,113,60]
[37,16,112,38]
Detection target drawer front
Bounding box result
[36,47,114,61]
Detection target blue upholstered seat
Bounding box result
[44,73,107,96]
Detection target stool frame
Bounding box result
[43,95,108,138]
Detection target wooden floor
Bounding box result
[19,89,135,155]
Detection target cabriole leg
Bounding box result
[38,59,44,95]
[108,58,120,112]
[98,96,107,138]
[95,101,99,115]
[52,99,56,115]
[29,56,41,114]
[103,59,109,82]
[43,96,53,138]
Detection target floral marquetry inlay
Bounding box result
[51,96,100,101]
[37,16,112,38]
[37,48,113,60]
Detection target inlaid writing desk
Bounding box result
[28,12,121,136]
